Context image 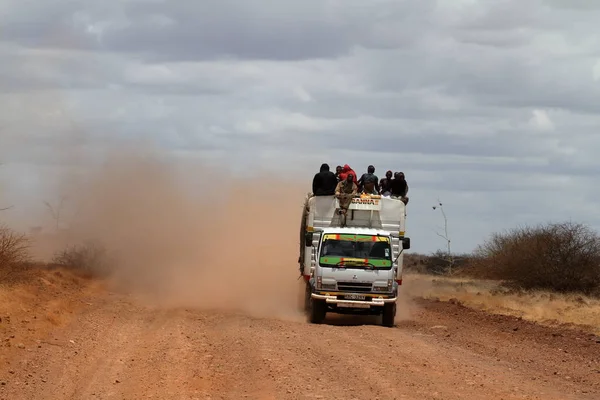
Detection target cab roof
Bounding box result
[319,227,390,236]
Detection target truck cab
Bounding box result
[299,194,410,327]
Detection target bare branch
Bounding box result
[435,231,448,240]
[0,225,31,267]
[44,196,67,230]
[432,198,454,274]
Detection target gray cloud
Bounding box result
[2,0,437,61]
[2,0,600,254]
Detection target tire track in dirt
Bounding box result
[2,292,599,400]
[401,298,600,397]
[118,308,212,399]
[246,314,582,400]
[197,311,283,399]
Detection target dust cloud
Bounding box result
[32,140,308,321]
[21,138,420,325]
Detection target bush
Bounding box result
[0,225,30,268]
[51,242,113,277]
[425,250,454,275]
[403,251,474,276]
[475,221,600,294]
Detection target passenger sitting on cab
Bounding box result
[335,173,358,215]
[312,163,337,196]
[338,164,358,185]
[335,165,343,182]
[379,170,393,196]
[358,165,379,193]
[390,172,409,205]
[361,179,378,195]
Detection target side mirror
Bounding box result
[402,237,411,250]
[305,232,314,247]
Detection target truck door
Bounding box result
[391,236,403,283]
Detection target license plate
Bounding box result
[344,294,366,300]
[338,302,370,308]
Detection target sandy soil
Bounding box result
[1,281,599,400]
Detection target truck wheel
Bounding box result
[309,299,327,324]
[304,284,311,313]
[382,303,396,327]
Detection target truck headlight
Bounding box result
[373,279,393,292]
[317,276,336,290]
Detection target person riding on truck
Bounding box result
[390,172,409,204]
[335,173,358,215]
[312,163,337,196]
[358,165,379,194]
[338,164,358,185]
[379,170,393,196]
[361,180,378,195]
[335,165,343,182]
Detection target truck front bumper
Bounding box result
[311,293,396,308]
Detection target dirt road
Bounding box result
[2,289,599,400]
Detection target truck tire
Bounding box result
[304,283,312,313]
[309,299,327,324]
[382,303,396,328]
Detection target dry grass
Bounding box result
[51,242,114,277]
[404,272,600,334]
[0,265,104,355]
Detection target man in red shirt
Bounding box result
[338,164,358,185]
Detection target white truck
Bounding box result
[298,193,410,327]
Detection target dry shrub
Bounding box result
[403,253,428,273]
[404,251,474,276]
[475,221,600,295]
[51,241,113,277]
[423,250,453,275]
[0,224,31,269]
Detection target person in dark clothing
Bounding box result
[379,170,393,196]
[390,172,409,204]
[335,165,343,182]
[358,165,379,194]
[312,163,338,196]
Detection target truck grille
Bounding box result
[337,282,373,292]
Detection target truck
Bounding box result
[298,193,410,327]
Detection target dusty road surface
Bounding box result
[2,289,600,400]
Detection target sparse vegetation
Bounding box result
[0,224,31,269]
[405,250,473,276]
[403,274,600,334]
[408,220,600,296]
[475,221,600,295]
[51,241,113,277]
[0,222,111,282]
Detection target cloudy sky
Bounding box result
[1,0,599,255]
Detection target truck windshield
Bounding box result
[319,233,392,269]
